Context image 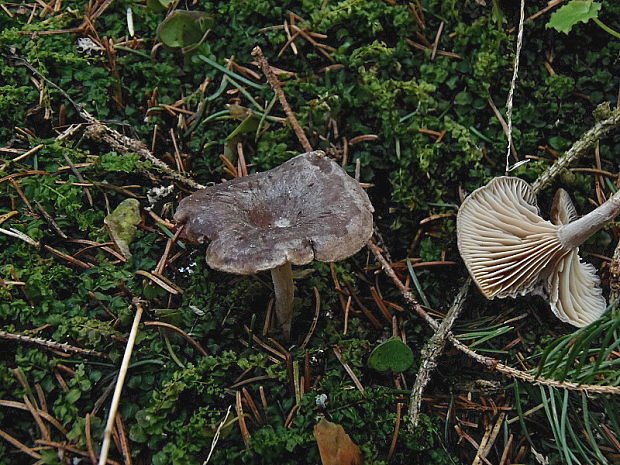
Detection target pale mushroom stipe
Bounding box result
[174,151,374,339]
[457,177,620,327]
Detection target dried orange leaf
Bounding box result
[313,418,363,465]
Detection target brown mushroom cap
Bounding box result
[174,151,374,274]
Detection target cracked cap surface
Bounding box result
[174,151,374,274]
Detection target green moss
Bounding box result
[0,0,619,463]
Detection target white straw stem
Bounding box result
[505,0,526,174]
[97,301,144,465]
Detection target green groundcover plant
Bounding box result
[0,0,618,464]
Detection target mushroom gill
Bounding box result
[545,189,606,326]
[457,177,566,299]
[457,177,616,327]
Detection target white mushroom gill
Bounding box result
[457,177,620,327]
[546,249,605,326]
[457,177,565,299]
[545,189,606,326]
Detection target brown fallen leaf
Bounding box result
[313,418,363,465]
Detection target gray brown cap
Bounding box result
[174,151,374,274]
[457,177,607,327]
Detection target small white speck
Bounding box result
[274,217,291,228]
[189,305,205,316]
[76,37,103,53]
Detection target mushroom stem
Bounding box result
[558,190,620,250]
[271,262,295,340]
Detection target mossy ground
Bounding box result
[1,1,619,464]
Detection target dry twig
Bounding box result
[407,281,470,428]
[366,240,620,396]
[251,46,313,152]
[532,106,620,194]
[0,330,107,359]
[10,54,204,190]
[98,299,145,465]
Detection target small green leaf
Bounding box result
[546,1,601,34]
[156,10,213,49]
[454,91,472,106]
[226,114,261,141]
[368,337,414,373]
[104,198,141,258]
[549,136,571,150]
[146,0,174,13]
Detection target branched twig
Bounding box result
[0,330,107,359]
[251,46,313,152]
[531,106,620,194]
[9,54,205,191]
[407,279,470,429]
[367,240,620,396]
[83,123,205,190]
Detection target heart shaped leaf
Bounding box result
[368,337,414,373]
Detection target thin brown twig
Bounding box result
[0,428,42,459]
[235,391,251,448]
[0,400,67,436]
[366,239,620,395]
[85,413,98,465]
[35,439,121,465]
[430,21,444,61]
[251,46,313,152]
[507,0,565,33]
[332,346,365,395]
[143,321,207,357]
[300,287,320,349]
[0,330,107,358]
[114,413,132,465]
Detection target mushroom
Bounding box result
[457,176,620,326]
[174,151,374,339]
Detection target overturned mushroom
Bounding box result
[457,176,620,326]
[174,151,374,339]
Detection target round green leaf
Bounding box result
[368,337,414,373]
[156,10,212,49]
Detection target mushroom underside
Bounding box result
[457,177,565,299]
[457,177,608,327]
[546,249,606,326]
